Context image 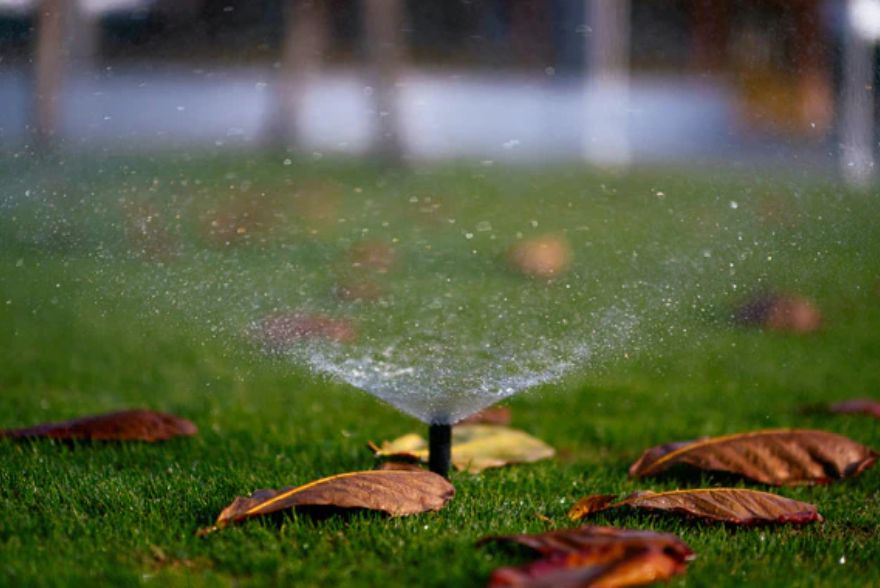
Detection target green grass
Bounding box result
[1,153,879,587]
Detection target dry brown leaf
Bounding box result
[374,425,554,473]
[198,470,454,535]
[568,488,821,526]
[481,526,694,588]
[0,409,197,442]
[733,291,822,333]
[508,235,572,279]
[629,429,878,486]
[829,399,880,419]
[257,312,357,348]
[459,406,512,426]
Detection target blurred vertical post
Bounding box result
[690,0,728,72]
[584,0,630,168]
[68,4,101,68]
[268,0,328,149]
[33,0,72,150]
[840,0,877,186]
[363,0,405,164]
[792,0,833,137]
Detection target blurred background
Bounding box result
[0,0,878,182]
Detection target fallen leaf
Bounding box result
[199,470,454,535]
[374,425,554,473]
[0,409,197,442]
[568,488,821,526]
[629,429,878,486]
[508,235,572,279]
[480,525,693,558]
[257,312,357,348]
[829,399,880,419]
[374,461,425,472]
[481,526,694,588]
[488,548,686,588]
[459,406,512,426]
[733,291,822,333]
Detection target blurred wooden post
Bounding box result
[68,5,101,67]
[33,0,71,150]
[267,0,328,148]
[584,0,630,167]
[690,0,728,72]
[840,0,877,187]
[363,0,405,164]
[792,0,833,137]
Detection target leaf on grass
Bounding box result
[568,488,821,526]
[374,425,554,473]
[733,291,822,334]
[459,406,512,426]
[629,429,878,486]
[0,409,197,442]
[480,525,694,588]
[374,461,425,472]
[199,470,454,535]
[257,312,357,349]
[829,399,880,419]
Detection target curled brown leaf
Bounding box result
[0,409,197,442]
[568,488,821,526]
[829,399,880,419]
[199,470,454,535]
[257,312,357,348]
[508,235,572,280]
[629,429,878,486]
[733,291,822,334]
[481,526,694,588]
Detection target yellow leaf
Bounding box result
[375,425,555,474]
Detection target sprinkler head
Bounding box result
[428,423,452,478]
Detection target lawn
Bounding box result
[1,153,879,587]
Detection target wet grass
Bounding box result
[1,153,879,587]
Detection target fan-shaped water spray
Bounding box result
[274,306,635,425]
[6,159,827,475]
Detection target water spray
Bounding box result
[428,423,452,478]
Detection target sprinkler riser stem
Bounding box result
[428,423,452,478]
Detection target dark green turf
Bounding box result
[1,154,879,587]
